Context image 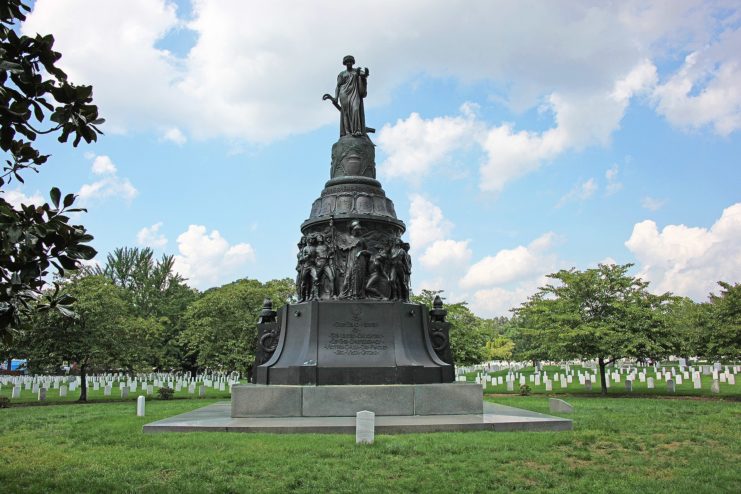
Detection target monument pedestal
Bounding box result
[253,301,454,385]
[231,383,483,418]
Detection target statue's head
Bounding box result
[316,234,324,243]
[350,220,362,235]
[298,235,306,246]
[402,242,410,251]
[308,235,318,245]
[343,55,355,66]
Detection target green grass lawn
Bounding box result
[1,395,739,493]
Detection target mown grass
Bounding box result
[1,395,739,493]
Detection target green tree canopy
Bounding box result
[513,264,673,394]
[0,0,102,342]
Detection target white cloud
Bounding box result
[556,178,598,207]
[78,155,138,203]
[652,27,741,135]
[161,127,187,145]
[419,239,472,270]
[625,203,741,299]
[407,194,453,250]
[470,275,550,318]
[460,232,559,289]
[22,1,739,144]
[605,164,623,195]
[91,155,117,175]
[137,222,168,248]
[641,196,666,211]
[2,188,45,207]
[378,104,480,181]
[172,225,256,288]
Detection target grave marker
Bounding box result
[711,380,720,394]
[137,396,145,416]
[356,411,375,445]
[647,377,655,389]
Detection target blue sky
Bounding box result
[5,0,741,316]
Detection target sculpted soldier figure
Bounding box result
[401,242,412,302]
[365,247,389,299]
[388,238,407,301]
[299,235,319,301]
[313,234,337,299]
[295,236,307,299]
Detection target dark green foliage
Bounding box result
[0,0,102,342]
[179,278,295,375]
[513,264,674,394]
[519,384,531,396]
[0,395,9,407]
[156,387,174,400]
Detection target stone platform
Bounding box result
[231,383,482,417]
[143,401,572,434]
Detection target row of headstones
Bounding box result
[455,365,737,392]
[4,383,218,401]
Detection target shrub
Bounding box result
[0,396,10,408]
[519,384,531,396]
[157,387,174,400]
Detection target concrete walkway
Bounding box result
[143,401,572,434]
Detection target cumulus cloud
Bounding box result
[652,27,741,135]
[379,60,657,192]
[2,188,45,207]
[22,1,739,145]
[137,222,168,248]
[78,155,138,203]
[91,155,117,175]
[641,196,666,211]
[407,194,453,250]
[556,178,598,207]
[625,203,741,299]
[460,232,559,289]
[605,164,623,195]
[172,225,256,288]
[419,239,472,270]
[161,127,187,145]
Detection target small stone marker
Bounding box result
[356,410,375,444]
[93,382,99,391]
[549,398,573,413]
[188,384,195,394]
[12,386,21,398]
[137,395,145,416]
[711,380,720,394]
[584,379,592,391]
[121,387,129,399]
[693,378,702,389]
[560,377,567,388]
[147,384,153,395]
[104,385,111,396]
[545,381,552,391]
[38,388,46,401]
[506,381,514,392]
[729,375,736,385]
[199,385,206,397]
[625,380,633,392]
[32,383,39,394]
[59,385,67,397]
[667,379,675,393]
[647,377,655,389]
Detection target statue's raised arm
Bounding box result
[323,55,374,136]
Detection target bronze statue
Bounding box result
[323,55,373,136]
[365,247,389,299]
[339,220,371,299]
[299,235,319,301]
[314,234,337,299]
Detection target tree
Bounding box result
[179,278,294,376]
[705,281,741,360]
[0,0,103,342]
[21,275,130,401]
[412,289,490,366]
[93,247,198,369]
[513,264,673,394]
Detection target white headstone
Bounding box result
[506,381,514,392]
[711,380,720,394]
[93,382,99,391]
[693,378,702,389]
[32,383,39,394]
[560,377,567,388]
[356,410,375,444]
[121,387,129,399]
[666,379,675,393]
[59,385,67,397]
[136,395,145,416]
[728,375,736,385]
[534,375,541,386]
[720,374,726,383]
[12,386,21,398]
[188,384,195,394]
[545,381,552,391]
[199,385,206,397]
[639,373,646,382]
[37,388,46,401]
[147,384,153,395]
[647,377,655,389]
